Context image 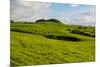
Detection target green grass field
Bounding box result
[10,21,95,66]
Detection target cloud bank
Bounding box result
[11,0,95,26]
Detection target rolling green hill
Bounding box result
[10,20,95,66]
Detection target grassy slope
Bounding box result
[10,22,95,66]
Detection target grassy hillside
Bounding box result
[10,21,95,66]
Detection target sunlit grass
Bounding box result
[10,22,95,66]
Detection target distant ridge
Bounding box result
[35,19,62,23]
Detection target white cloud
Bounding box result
[11,0,52,22]
[70,4,79,7]
[66,11,96,26]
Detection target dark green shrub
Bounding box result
[91,34,95,37]
[78,26,82,29]
[44,35,81,41]
[47,19,61,23]
[71,29,93,37]
[83,27,86,29]
[35,19,45,23]
[67,29,71,31]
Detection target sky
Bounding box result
[10,0,96,26]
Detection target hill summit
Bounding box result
[35,19,62,24]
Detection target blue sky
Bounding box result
[11,0,95,26]
[50,3,93,12]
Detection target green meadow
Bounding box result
[10,20,95,66]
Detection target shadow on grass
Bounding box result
[44,35,81,41]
